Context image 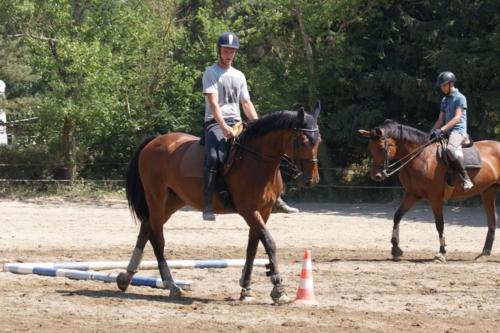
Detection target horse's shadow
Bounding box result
[326,257,500,264]
[56,289,212,304]
[294,202,492,228]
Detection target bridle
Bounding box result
[375,135,435,178]
[235,126,319,180]
[282,127,319,179]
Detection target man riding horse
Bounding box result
[202,32,298,221]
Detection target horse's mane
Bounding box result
[374,119,428,144]
[242,110,316,142]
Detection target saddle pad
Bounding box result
[180,140,204,178]
[463,145,482,169]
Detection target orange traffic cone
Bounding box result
[294,249,318,305]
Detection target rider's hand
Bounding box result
[430,128,442,140]
[222,124,235,139]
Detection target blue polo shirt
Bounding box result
[440,89,467,134]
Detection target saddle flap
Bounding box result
[462,145,482,168]
[180,131,242,179]
[437,142,482,169]
[180,140,204,178]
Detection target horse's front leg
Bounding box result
[431,200,447,263]
[239,229,260,302]
[391,193,419,260]
[243,210,291,305]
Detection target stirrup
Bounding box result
[463,179,473,191]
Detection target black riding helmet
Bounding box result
[217,32,239,50]
[436,71,456,87]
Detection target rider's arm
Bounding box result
[431,112,445,131]
[205,93,234,139]
[441,107,464,132]
[241,99,258,121]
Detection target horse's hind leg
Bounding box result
[430,199,447,263]
[117,222,150,291]
[149,190,186,298]
[391,193,419,260]
[476,186,498,260]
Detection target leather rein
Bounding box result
[234,127,319,179]
[377,136,436,178]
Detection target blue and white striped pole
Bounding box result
[3,258,269,272]
[4,265,192,290]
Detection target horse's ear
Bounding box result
[297,107,305,126]
[312,100,321,121]
[358,129,370,138]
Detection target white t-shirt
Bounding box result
[202,64,250,122]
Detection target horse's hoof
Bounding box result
[272,293,291,305]
[116,272,131,292]
[392,256,402,262]
[169,286,187,299]
[474,251,490,262]
[239,288,257,302]
[391,246,403,259]
[433,253,447,263]
[270,285,292,305]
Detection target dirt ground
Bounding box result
[1,198,500,333]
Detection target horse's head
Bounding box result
[358,125,397,182]
[286,101,322,188]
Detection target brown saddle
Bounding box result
[180,122,245,178]
[180,140,205,178]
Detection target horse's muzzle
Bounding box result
[371,171,386,182]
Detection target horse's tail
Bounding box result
[126,135,158,224]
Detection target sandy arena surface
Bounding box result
[1,198,500,332]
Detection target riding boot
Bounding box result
[273,196,299,213]
[456,156,473,191]
[203,169,217,221]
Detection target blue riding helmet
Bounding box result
[436,71,456,87]
[217,32,239,49]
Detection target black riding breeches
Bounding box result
[203,119,238,172]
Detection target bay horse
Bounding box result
[359,120,500,262]
[117,104,321,304]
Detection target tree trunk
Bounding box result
[61,115,76,180]
[293,0,317,110]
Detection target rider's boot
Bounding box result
[273,196,299,213]
[456,156,473,191]
[203,169,217,221]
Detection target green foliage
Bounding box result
[0,0,498,186]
